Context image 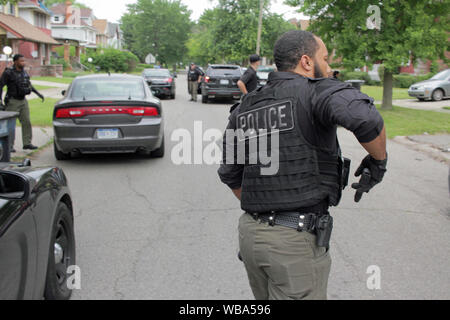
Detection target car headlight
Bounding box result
[412,85,424,90]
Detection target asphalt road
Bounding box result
[32,74,450,300]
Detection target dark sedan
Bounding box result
[201,65,243,103]
[53,74,165,160]
[0,160,75,300]
[142,68,177,99]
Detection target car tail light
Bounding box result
[205,76,210,83]
[167,78,173,83]
[55,106,159,118]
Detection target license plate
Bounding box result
[96,129,119,139]
[220,79,229,85]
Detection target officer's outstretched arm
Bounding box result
[361,125,387,160]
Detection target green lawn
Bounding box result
[376,105,450,139]
[31,76,74,84]
[26,98,59,126]
[361,86,410,101]
[33,85,57,91]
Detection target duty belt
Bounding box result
[246,211,323,233]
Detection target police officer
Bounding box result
[237,54,261,95]
[218,30,387,300]
[0,54,45,151]
[187,62,204,102]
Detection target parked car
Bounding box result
[53,74,165,160]
[201,65,243,103]
[257,66,276,88]
[0,160,75,300]
[408,69,450,101]
[142,68,177,99]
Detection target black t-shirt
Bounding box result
[218,72,385,190]
[188,67,204,81]
[240,66,258,93]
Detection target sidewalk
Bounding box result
[393,133,450,164]
[30,80,69,100]
[11,126,53,159]
[375,99,450,113]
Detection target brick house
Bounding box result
[0,1,60,76]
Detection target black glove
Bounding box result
[352,154,387,202]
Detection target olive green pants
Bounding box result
[238,213,332,300]
[6,98,32,147]
[188,81,198,101]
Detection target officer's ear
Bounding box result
[300,55,314,72]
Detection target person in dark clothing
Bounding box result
[0,54,45,151]
[187,63,204,102]
[218,30,387,300]
[237,54,261,95]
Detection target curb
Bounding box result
[392,136,450,165]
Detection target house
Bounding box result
[0,1,60,76]
[92,19,107,47]
[50,1,97,66]
[93,19,123,49]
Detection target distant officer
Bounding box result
[0,54,45,151]
[187,62,204,102]
[237,54,261,95]
[218,30,387,300]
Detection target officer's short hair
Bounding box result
[249,54,261,63]
[13,54,24,62]
[274,30,319,72]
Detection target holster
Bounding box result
[342,157,351,190]
[315,214,333,249]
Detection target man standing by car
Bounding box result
[237,54,261,95]
[0,54,45,151]
[187,63,204,102]
[218,30,387,300]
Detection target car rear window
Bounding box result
[71,78,146,100]
[143,69,171,77]
[208,67,241,77]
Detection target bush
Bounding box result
[84,49,139,73]
[51,57,69,70]
[393,73,433,88]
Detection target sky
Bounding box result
[76,0,308,23]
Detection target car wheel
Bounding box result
[44,202,76,300]
[432,89,444,101]
[202,95,208,104]
[151,137,165,158]
[54,141,70,161]
[418,98,425,101]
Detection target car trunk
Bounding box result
[54,100,160,125]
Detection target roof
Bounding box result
[50,3,94,18]
[18,0,52,15]
[0,13,59,45]
[93,19,107,34]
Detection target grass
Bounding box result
[31,76,74,84]
[25,97,59,127]
[443,107,450,111]
[362,86,410,101]
[33,85,57,91]
[376,105,450,139]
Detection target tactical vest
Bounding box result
[6,68,32,99]
[236,77,344,213]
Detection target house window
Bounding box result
[8,3,15,15]
[34,13,47,28]
[54,16,60,22]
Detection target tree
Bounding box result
[121,0,192,66]
[285,0,449,109]
[187,0,295,65]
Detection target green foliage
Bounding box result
[187,0,296,65]
[121,0,193,65]
[393,73,434,89]
[430,61,439,74]
[81,49,139,73]
[286,0,449,108]
[50,57,69,70]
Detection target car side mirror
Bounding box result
[61,90,66,96]
[0,171,32,201]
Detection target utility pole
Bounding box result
[256,0,264,55]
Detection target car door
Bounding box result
[0,199,38,300]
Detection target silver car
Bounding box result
[408,69,450,101]
[53,74,164,160]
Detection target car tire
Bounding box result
[151,137,165,158]
[202,95,208,104]
[418,98,425,101]
[54,141,70,161]
[44,202,76,300]
[432,89,444,101]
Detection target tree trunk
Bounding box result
[381,70,393,110]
